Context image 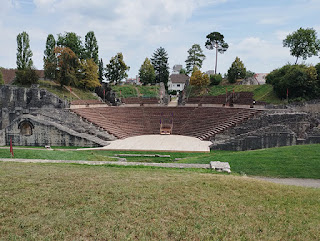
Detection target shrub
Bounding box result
[210,74,222,85]
[15,68,39,86]
[266,64,318,100]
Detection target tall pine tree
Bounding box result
[185,44,206,74]
[151,47,169,87]
[84,31,99,64]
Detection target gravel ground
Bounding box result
[253,177,320,188]
[0,158,210,169]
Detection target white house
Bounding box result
[168,74,189,92]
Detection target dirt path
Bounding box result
[0,158,210,169]
[253,177,320,188]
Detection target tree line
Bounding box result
[13,27,320,101]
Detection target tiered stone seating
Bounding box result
[71,99,104,105]
[186,92,263,106]
[122,97,159,105]
[72,106,261,140]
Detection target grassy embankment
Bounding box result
[187,84,284,104]
[1,144,319,178]
[38,79,99,101]
[112,84,159,98]
[0,162,319,240]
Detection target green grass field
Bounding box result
[112,84,159,98]
[187,84,284,104]
[39,80,98,101]
[1,144,320,178]
[0,162,319,240]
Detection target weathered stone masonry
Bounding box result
[0,86,115,147]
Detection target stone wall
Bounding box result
[0,85,115,147]
[0,85,68,110]
[210,110,320,151]
[4,115,109,147]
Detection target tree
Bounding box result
[266,64,318,100]
[84,31,99,64]
[15,68,39,85]
[0,69,4,85]
[179,68,187,75]
[79,59,101,89]
[98,58,104,83]
[227,57,246,84]
[283,27,320,64]
[205,32,228,74]
[105,53,130,84]
[151,47,169,87]
[185,44,206,74]
[190,67,209,87]
[57,32,84,59]
[139,57,156,85]
[16,31,33,70]
[43,34,56,79]
[210,74,222,85]
[54,46,80,87]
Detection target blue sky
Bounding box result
[1,0,320,78]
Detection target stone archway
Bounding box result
[18,120,34,136]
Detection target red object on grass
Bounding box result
[10,137,14,157]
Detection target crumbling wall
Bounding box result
[211,110,320,151]
[4,115,109,147]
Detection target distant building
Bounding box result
[254,73,268,85]
[172,65,183,74]
[0,68,45,85]
[125,76,141,85]
[205,70,215,76]
[168,74,189,92]
[241,73,268,85]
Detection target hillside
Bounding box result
[111,84,159,98]
[186,84,284,104]
[38,80,99,101]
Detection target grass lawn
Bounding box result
[0,162,319,240]
[187,84,284,104]
[112,84,160,98]
[38,80,98,101]
[1,144,320,178]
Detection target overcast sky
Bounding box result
[1,0,320,78]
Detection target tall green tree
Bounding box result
[283,27,320,64]
[57,32,84,59]
[79,59,101,89]
[54,46,80,87]
[151,47,169,87]
[16,31,33,70]
[84,31,99,64]
[105,53,130,84]
[98,58,104,83]
[227,57,247,84]
[139,57,156,85]
[43,34,56,79]
[205,32,228,74]
[185,44,206,74]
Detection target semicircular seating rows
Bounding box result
[72,106,261,141]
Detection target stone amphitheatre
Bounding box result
[1,84,320,152]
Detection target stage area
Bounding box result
[83,135,212,152]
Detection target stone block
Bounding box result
[210,161,231,173]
